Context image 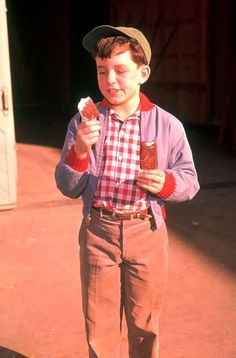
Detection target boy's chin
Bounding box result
[106,97,124,106]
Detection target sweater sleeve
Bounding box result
[164,118,200,202]
[55,115,90,199]
[157,172,176,199]
[66,145,89,172]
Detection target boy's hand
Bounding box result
[137,169,166,195]
[74,119,101,157]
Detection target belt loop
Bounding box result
[85,214,91,225]
[99,208,103,218]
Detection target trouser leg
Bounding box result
[79,213,122,358]
[79,209,168,358]
[123,220,169,358]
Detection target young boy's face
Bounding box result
[95,50,150,108]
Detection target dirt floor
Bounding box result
[0,125,236,358]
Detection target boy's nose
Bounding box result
[107,70,116,83]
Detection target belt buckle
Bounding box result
[137,209,152,221]
[112,209,125,219]
[112,210,138,220]
[111,209,151,221]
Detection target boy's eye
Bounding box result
[117,69,128,74]
[116,67,129,73]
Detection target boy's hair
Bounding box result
[91,36,148,66]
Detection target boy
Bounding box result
[55,25,200,357]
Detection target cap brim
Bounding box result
[82,25,130,52]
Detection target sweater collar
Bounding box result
[100,92,154,112]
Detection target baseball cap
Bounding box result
[82,25,151,65]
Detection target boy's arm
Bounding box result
[55,115,90,199]
[138,119,200,203]
[163,122,200,202]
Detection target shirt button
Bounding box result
[118,155,123,161]
[120,130,124,137]
[115,182,120,188]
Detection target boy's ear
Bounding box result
[139,65,151,84]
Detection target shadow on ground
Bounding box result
[0,347,29,358]
[166,124,236,274]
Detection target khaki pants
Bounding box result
[79,208,168,358]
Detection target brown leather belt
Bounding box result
[92,207,152,220]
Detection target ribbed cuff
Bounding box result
[66,145,89,172]
[157,172,175,199]
[161,206,166,220]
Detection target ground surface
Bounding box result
[0,126,236,358]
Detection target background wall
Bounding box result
[5,0,236,148]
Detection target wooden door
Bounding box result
[0,0,17,210]
[109,0,210,124]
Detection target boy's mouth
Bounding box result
[107,88,122,95]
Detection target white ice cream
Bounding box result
[77,97,91,112]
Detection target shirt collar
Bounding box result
[109,107,140,121]
[100,92,154,112]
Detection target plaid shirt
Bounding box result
[93,110,148,211]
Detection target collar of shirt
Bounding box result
[109,108,141,122]
[100,92,154,111]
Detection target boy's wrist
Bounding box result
[66,145,89,172]
[73,142,88,158]
[156,172,175,199]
